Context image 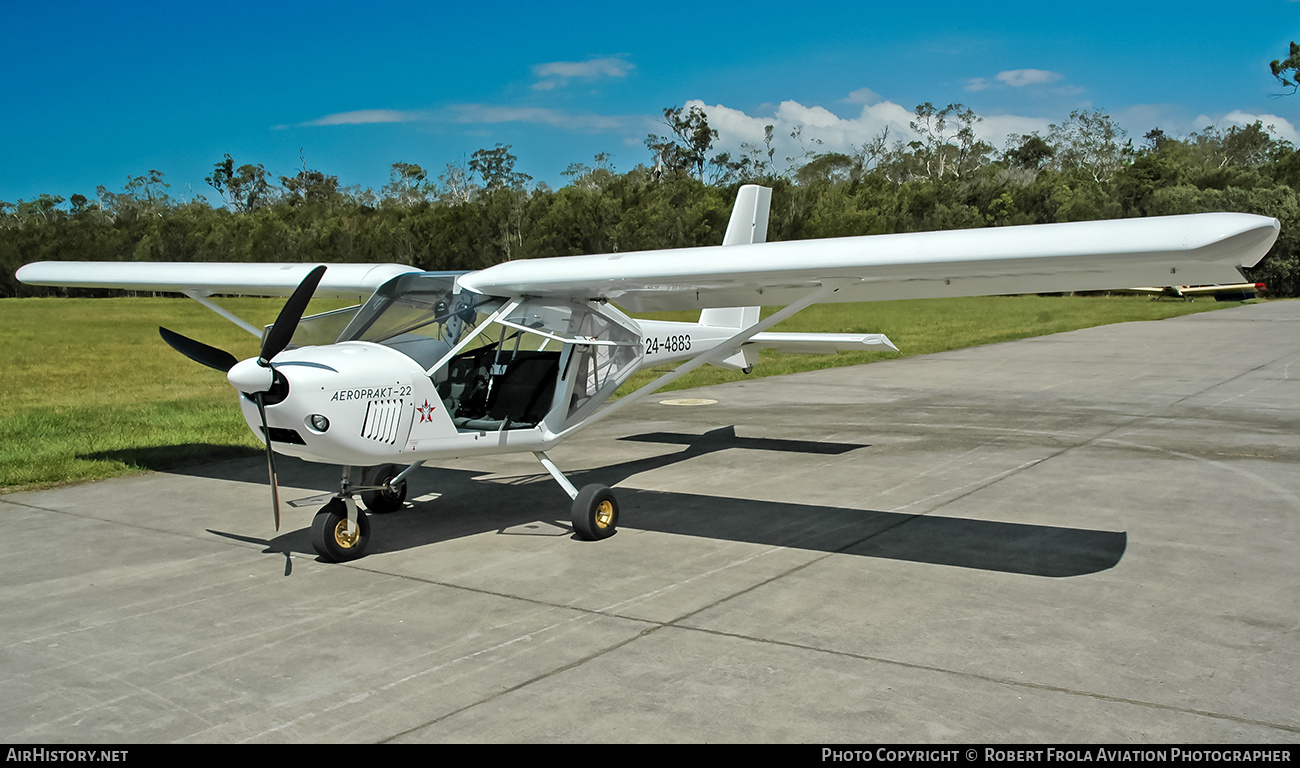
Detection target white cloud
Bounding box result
[967,70,1062,92]
[534,57,633,78]
[532,56,633,90]
[1106,106,1300,148]
[303,109,420,126]
[844,87,881,105]
[996,69,1063,87]
[685,95,1054,165]
[292,103,634,134]
[292,90,1063,164]
[691,97,915,151]
[449,104,632,133]
[1220,111,1299,145]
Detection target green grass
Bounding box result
[0,295,348,491]
[0,293,1246,492]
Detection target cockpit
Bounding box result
[293,272,643,433]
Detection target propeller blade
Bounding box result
[254,392,282,531]
[261,265,326,363]
[159,327,239,372]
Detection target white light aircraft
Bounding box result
[1123,282,1267,301]
[15,186,1280,561]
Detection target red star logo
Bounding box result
[418,399,436,423]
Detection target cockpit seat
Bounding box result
[454,351,559,431]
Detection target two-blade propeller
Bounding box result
[158,327,239,373]
[159,265,327,531]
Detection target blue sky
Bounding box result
[3,0,1298,205]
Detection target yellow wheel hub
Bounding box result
[594,500,615,529]
[333,519,360,549]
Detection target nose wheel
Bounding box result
[311,497,371,562]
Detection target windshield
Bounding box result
[338,272,491,368]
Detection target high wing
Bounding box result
[14,261,422,298]
[459,211,1279,312]
[15,189,1279,313]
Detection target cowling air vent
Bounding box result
[260,426,306,445]
[361,399,403,444]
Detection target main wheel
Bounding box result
[571,484,618,540]
[311,498,371,562]
[361,464,407,514]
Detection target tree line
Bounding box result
[4,103,1299,298]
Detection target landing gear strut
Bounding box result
[534,451,619,540]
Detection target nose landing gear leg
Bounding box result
[311,466,371,562]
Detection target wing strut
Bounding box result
[555,279,851,440]
[182,291,264,338]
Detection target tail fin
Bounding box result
[722,185,772,246]
[701,186,774,371]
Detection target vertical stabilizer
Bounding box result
[722,185,772,246]
[702,186,773,371]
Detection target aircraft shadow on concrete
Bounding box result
[163,426,1122,578]
[82,444,262,472]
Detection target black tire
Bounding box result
[571,484,618,540]
[361,464,407,514]
[311,498,371,562]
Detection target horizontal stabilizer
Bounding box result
[747,332,898,355]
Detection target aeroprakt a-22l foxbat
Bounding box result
[17,186,1279,561]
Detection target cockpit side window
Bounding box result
[566,310,640,419]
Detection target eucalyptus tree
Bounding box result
[1271,41,1300,94]
[1047,109,1131,184]
[645,105,717,181]
[382,162,432,206]
[205,155,276,213]
[908,103,990,180]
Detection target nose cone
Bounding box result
[228,358,275,393]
